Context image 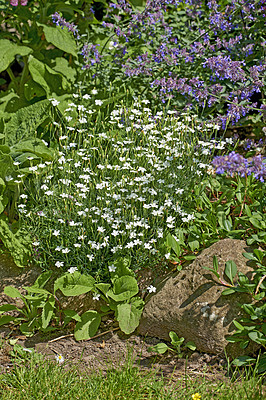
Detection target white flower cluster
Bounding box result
[19,99,226,272]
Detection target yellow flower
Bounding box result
[192,394,201,400]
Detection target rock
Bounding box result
[138,239,258,357]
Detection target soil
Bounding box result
[0,253,231,383]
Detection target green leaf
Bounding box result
[54,271,95,296]
[41,298,55,329]
[11,138,53,161]
[147,343,169,354]
[243,252,257,261]
[166,233,180,256]
[95,283,111,296]
[169,331,180,344]
[37,24,77,57]
[4,286,23,299]
[109,257,134,283]
[188,240,199,252]
[74,310,101,341]
[4,100,51,146]
[63,309,82,322]
[213,255,218,272]
[24,79,46,101]
[20,322,35,336]
[116,297,144,335]
[0,39,32,73]
[32,271,53,289]
[23,287,50,295]
[0,315,14,327]
[233,320,245,331]
[0,304,18,313]
[185,341,196,351]
[248,331,266,345]
[232,355,256,367]
[53,57,77,82]
[107,276,139,302]
[222,288,236,295]
[224,260,237,285]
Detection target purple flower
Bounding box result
[51,12,80,38]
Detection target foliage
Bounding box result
[1,346,265,400]
[0,0,106,131]
[18,100,219,278]
[204,250,266,373]
[75,0,266,130]
[0,258,144,339]
[148,330,196,358]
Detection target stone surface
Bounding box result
[138,239,257,357]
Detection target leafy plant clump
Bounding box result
[0,257,144,339]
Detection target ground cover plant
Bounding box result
[0,0,265,395]
[0,343,265,400]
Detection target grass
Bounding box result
[0,346,265,400]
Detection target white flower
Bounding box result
[5,176,13,182]
[29,166,38,172]
[83,94,91,100]
[108,264,116,272]
[68,267,78,274]
[165,253,171,259]
[79,117,87,124]
[147,285,156,293]
[93,293,100,301]
[49,98,60,107]
[32,241,40,246]
[20,194,28,199]
[45,190,54,196]
[55,246,62,251]
[55,261,64,268]
[53,230,60,237]
[95,99,103,106]
[61,248,70,254]
[55,354,64,364]
[87,254,95,261]
[91,89,98,95]
[74,243,81,248]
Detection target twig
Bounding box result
[48,327,120,343]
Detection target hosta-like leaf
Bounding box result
[116,297,144,334]
[74,311,101,341]
[0,39,32,73]
[54,271,95,296]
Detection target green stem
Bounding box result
[6,66,19,92]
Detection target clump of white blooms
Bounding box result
[18,97,227,277]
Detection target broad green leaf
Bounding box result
[11,138,53,161]
[95,283,110,295]
[63,309,82,322]
[32,271,53,289]
[0,152,14,180]
[109,257,133,283]
[148,343,169,354]
[4,99,51,146]
[116,297,144,334]
[224,260,237,285]
[0,221,31,268]
[24,79,46,101]
[54,271,95,296]
[107,276,139,302]
[0,315,14,326]
[74,310,101,341]
[37,23,77,57]
[4,286,23,299]
[0,39,32,73]
[41,298,55,329]
[53,57,77,82]
[188,239,199,252]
